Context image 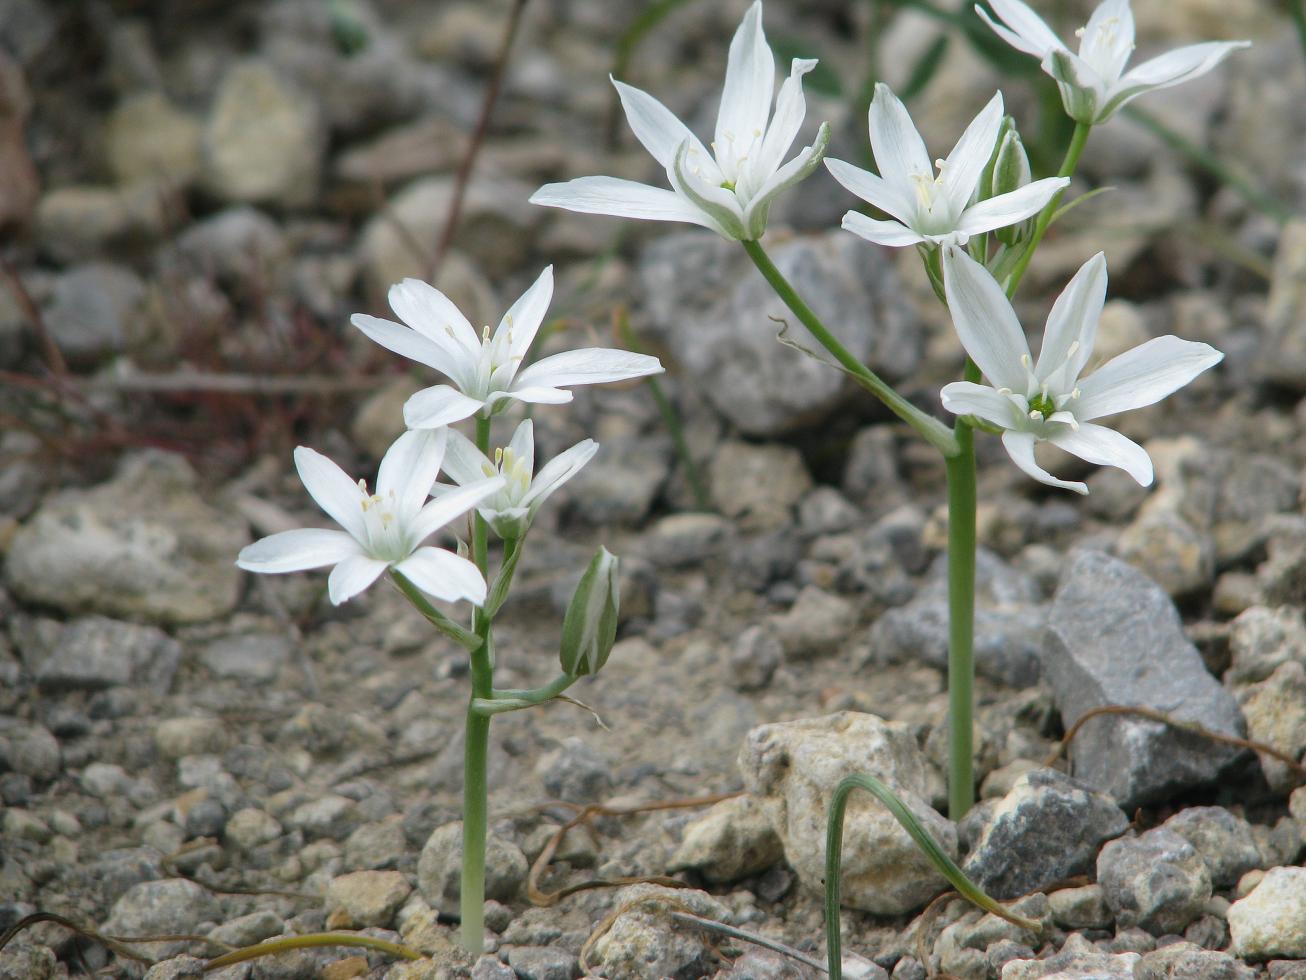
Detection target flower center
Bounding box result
[1026,391,1058,419]
[358,479,407,560]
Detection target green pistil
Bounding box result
[1027,392,1057,419]
[720,179,736,191]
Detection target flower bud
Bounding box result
[991,122,1033,247]
[559,547,620,677]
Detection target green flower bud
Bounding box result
[559,547,620,677]
[992,123,1033,247]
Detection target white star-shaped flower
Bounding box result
[977,0,1249,124]
[529,1,829,241]
[824,84,1068,249]
[437,419,597,540]
[351,267,662,430]
[236,429,504,605]
[939,245,1223,494]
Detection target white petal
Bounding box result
[954,177,1068,237]
[393,547,487,605]
[403,385,487,430]
[1104,41,1250,118]
[351,313,466,379]
[411,476,506,543]
[715,1,774,164]
[840,210,925,247]
[530,176,729,236]
[940,91,1004,217]
[236,528,361,574]
[868,83,932,196]
[377,428,447,518]
[521,439,598,512]
[1078,0,1134,82]
[500,385,574,406]
[824,157,917,224]
[514,347,664,391]
[939,381,1021,429]
[386,279,480,360]
[978,0,1064,57]
[506,418,535,478]
[941,245,1030,391]
[440,427,495,487]
[741,123,830,238]
[1049,422,1153,487]
[611,77,709,170]
[327,554,389,604]
[1001,430,1088,494]
[1035,251,1106,385]
[1075,336,1223,420]
[497,266,553,366]
[754,57,817,178]
[294,446,367,541]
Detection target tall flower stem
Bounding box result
[1003,121,1091,297]
[460,414,497,954]
[741,239,959,459]
[944,364,979,817]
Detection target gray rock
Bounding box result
[504,946,579,980]
[41,262,145,367]
[1047,884,1112,930]
[35,183,168,263]
[1137,941,1254,980]
[287,794,358,841]
[5,452,248,624]
[1211,454,1300,566]
[417,821,527,914]
[1115,509,1215,599]
[102,879,219,937]
[201,59,325,206]
[1001,937,1140,978]
[1097,828,1212,936]
[709,442,812,533]
[200,633,288,683]
[869,549,1044,688]
[962,768,1128,900]
[798,486,862,536]
[324,869,411,928]
[207,910,284,948]
[842,425,903,513]
[563,419,671,526]
[1040,550,1245,806]
[637,230,921,436]
[1162,807,1264,889]
[669,794,783,884]
[1228,866,1306,960]
[536,737,611,804]
[0,941,56,980]
[343,818,407,871]
[771,585,856,660]
[0,722,58,780]
[934,895,1047,980]
[587,882,728,980]
[717,949,819,979]
[169,207,288,299]
[155,716,227,759]
[738,712,956,915]
[1227,605,1306,685]
[472,956,516,980]
[104,91,201,187]
[29,616,180,695]
[1258,220,1306,390]
[1237,660,1306,793]
[141,958,206,980]
[727,624,783,692]
[224,808,283,852]
[643,513,732,570]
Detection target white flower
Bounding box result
[824,84,1068,248]
[977,0,1249,124]
[939,246,1222,494]
[236,429,504,605]
[438,419,598,540]
[529,0,829,241]
[351,267,663,430]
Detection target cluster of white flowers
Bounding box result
[238,270,661,606]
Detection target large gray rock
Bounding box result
[962,768,1128,900]
[1236,660,1306,793]
[738,712,955,915]
[1097,828,1212,936]
[669,794,784,884]
[28,616,181,694]
[416,821,527,914]
[102,879,219,937]
[5,452,248,624]
[1161,806,1264,889]
[41,262,146,367]
[587,883,729,980]
[637,230,921,436]
[1040,551,1245,806]
[1227,866,1306,960]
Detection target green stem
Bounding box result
[475,673,578,716]
[391,572,481,651]
[460,414,497,955]
[741,239,959,458]
[1003,120,1091,298]
[824,774,1041,980]
[945,398,978,819]
[203,932,422,972]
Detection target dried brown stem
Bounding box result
[429,0,530,278]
